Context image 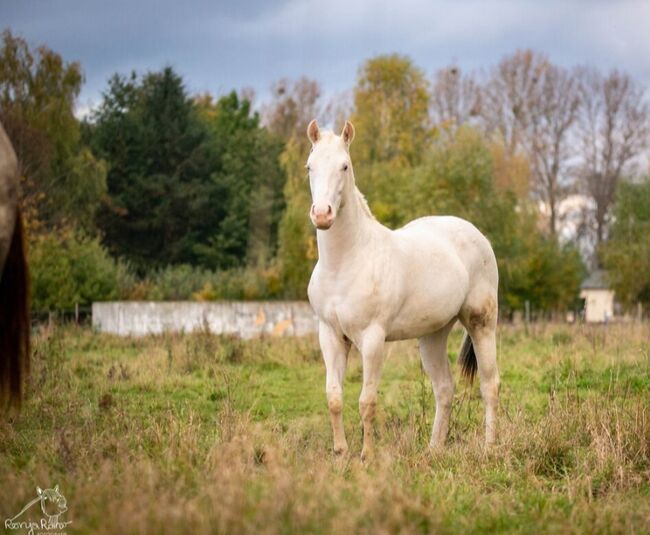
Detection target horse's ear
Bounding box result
[341,120,355,146]
[307,119,320,145]
[36,487,43,496]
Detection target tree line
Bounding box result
[1,29,648,314]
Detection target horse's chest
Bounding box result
[309,266,386,337]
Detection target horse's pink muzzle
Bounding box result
[310,202,334,230]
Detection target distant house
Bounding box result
[580,270,614,323]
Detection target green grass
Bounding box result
[1,322,649,534]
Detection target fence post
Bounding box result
[75,303,79,324]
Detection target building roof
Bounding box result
[581,269,610,290]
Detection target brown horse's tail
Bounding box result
[458,332,477,384]
[0,209,30,409]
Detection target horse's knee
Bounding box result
[359,394,377,422]
[327,393,343,415]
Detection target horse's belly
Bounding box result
[385,267,467,341]
[385,299,459,341]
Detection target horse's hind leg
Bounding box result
[419,321,455,448]
[461,298,500,446]
[319,321,351,454]
[473,327,499,446]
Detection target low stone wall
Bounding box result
[92,301,319,338]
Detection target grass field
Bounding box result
[1,322,649,534]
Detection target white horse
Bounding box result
[306,120,499,459]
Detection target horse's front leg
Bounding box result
[358,324,386,461]
[319,321,351,454]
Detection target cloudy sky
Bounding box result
[3,0,650,113]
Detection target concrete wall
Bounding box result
[92,301,319,338]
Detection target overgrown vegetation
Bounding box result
[0,324,648,533]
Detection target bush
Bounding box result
[145,264,214,301]
[29,229,125,311]
[129,263,284,302]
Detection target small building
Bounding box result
[580,270,614,323]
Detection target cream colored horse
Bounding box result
[306,120,499,459]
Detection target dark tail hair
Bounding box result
[0,209,30,409]
[458,332,477,383]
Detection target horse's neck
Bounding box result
[317,181,380,270]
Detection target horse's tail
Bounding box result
[0,209,30,409]
[458,332,477,383]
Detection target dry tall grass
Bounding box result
[1,322,648,534]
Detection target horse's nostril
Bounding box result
[327,205,332,215]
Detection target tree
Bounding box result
[482,51,583,236]
[352,54,431,168]
[526,64,581,236]
[196,92,285,267]
[349,55,432,226]
[481,50,549,157]
[601,180,650,307]
[88,68,213,268]
[276,138,316,297]
[576,68,650,244]
[262,77,322,149]
[430,65,480,131]
[0,29,106,232]
[88,70,285,270]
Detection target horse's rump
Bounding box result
[0,209,30,408]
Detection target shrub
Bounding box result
[136,263,284,302]
[29,228,125,311]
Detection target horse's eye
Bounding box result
[342,164,348,171]
[305,164,311,172]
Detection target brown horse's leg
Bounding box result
[0,209,30,409]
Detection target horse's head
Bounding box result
[37,485,67,518]
[305,119,355,230]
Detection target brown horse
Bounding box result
[0,121,30,408]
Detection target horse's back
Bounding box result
[395,215,498,289]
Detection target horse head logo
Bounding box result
[36,485,67,523]
[5,484,71,532]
